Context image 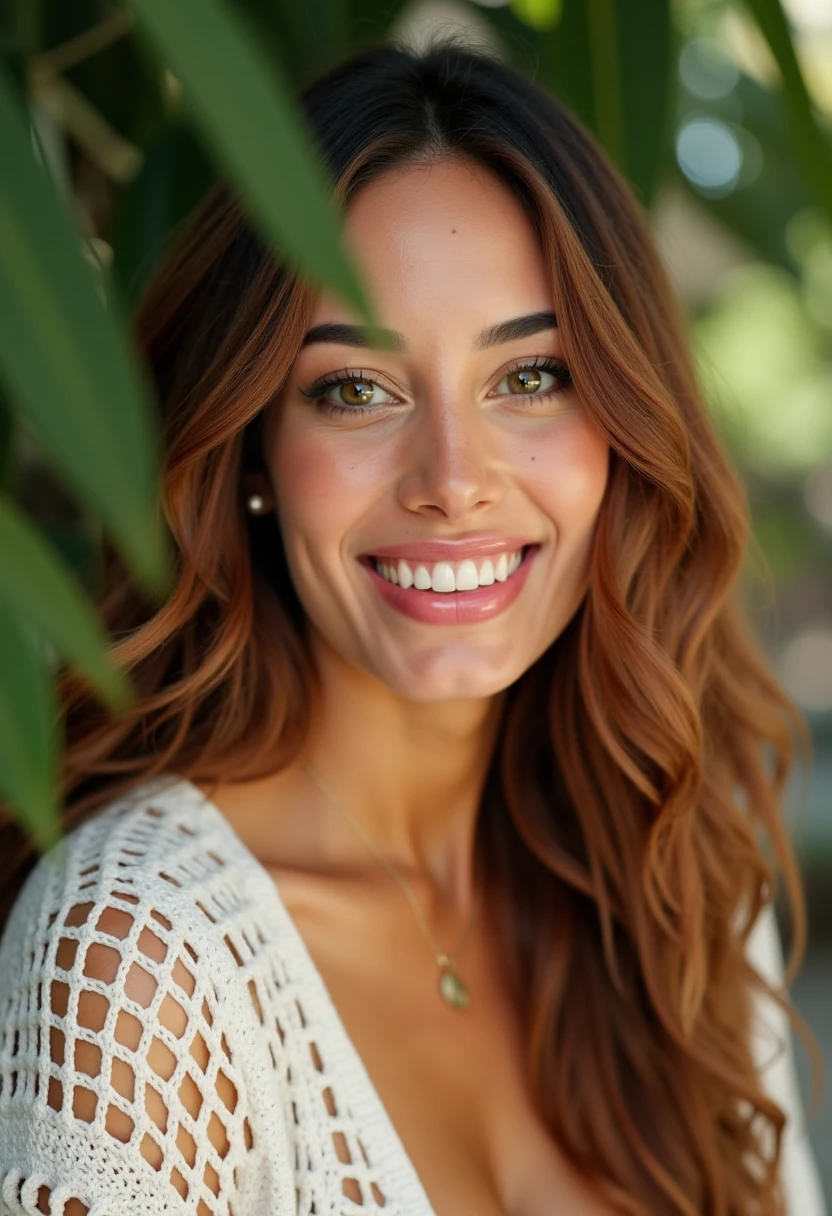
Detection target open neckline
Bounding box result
[157,773,440,1216]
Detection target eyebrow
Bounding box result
[300,310,558,353]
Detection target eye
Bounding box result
[299,368,398,415]
[298,354,573,419]
[492,357,572,401]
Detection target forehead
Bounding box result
[309,158,555,342]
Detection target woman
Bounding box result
[0,38,825,1216]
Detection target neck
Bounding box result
[290,635,504,908]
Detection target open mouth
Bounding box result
[363,545,537,594]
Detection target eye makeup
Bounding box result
[298,354,573,417]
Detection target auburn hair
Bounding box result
[0,38,822,1215]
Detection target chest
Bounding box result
[269,868,613,1216]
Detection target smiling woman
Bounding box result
[0,36,825,1216]
[257,156,609,687]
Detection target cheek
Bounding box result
[525,419,610,530]
[271,421,370,544]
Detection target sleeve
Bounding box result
[0,835,258,1216]
[746,902,829,1216]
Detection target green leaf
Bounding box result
[0,62,170,595]
[479,0,676,209]
[739,0,832,234]
[122,0,378,327]
[0,595,62,855]
[742,0,832,233]
[0,493,133,710]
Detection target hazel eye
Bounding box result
[299,370,399,414]
[337,379,378,407]
[499,367,555,395]
[491,358,572,402]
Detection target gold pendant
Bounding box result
[438,965,470,1009]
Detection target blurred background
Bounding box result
[1,0,830,1198]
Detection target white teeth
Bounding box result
[373,549,526,592]
[431,562,456,593]
[455,560,480,591]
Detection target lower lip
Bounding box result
[361,547,539,625]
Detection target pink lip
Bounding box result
[364,535,533,563]
[362,545,540,626]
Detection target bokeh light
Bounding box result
[676,118,743,196]
[679,38,740,100]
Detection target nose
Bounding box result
[396,397,507,522]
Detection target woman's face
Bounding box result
[264,157,610,702]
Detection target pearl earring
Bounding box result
[246,492,268,514]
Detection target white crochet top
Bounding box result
[0,773,826,1216]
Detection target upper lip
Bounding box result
[364,536,537,562]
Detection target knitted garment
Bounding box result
[0,773,826,1216]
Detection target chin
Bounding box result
[368,651,527,703]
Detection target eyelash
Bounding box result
[299,355,573,417]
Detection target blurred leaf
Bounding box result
[122,0,377,326]
[110,119,216,304]
[0,595,62,855]
[0,62,170,595]
[742,0,832,234]
[477,0,676,208]
[510,0,564,33]
[0,494,133,709]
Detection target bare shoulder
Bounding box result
[188,769,317,871]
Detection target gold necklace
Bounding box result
[300,760,481,1010]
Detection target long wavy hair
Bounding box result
[0,37,822,1216]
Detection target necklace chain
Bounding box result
[299,760,481,996]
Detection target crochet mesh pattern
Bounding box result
[0,777,429,1216]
